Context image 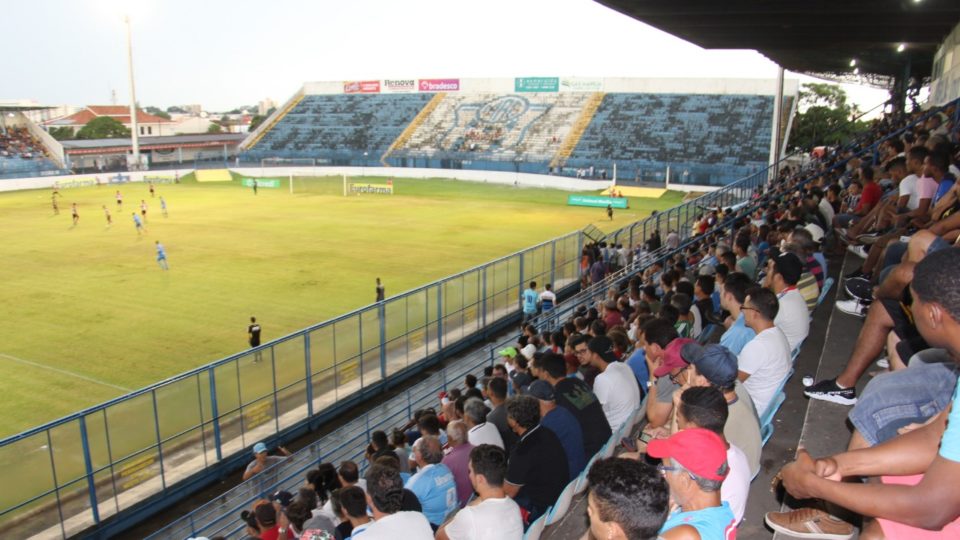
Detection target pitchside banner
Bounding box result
[515,77,559,92]
[419,79,460,92]
[241,178,282,188]
[567,195,629,209]
[349,182,394,195]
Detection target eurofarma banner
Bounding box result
[515,77,560,92]
[567,194,629,208]
[348,182,394,194]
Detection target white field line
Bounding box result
[0,352,132,393]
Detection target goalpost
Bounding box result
[259,158,318,194]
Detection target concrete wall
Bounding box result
[931,21,960,106]
[0,168,195,192]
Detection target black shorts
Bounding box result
[879,297,929,360]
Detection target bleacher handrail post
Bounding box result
[79,415,101,526]
[304,333,314,418]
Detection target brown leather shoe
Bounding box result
[765,507,855,539]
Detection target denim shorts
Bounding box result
[848,353,958,446]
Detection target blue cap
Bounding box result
[680,342,738,387]
[253,442,267,454]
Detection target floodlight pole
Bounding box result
[125,15,141,171]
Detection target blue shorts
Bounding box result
[835,214,858,228]
[848,354,958,446]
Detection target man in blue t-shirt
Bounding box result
[405,436,457,527]
[776,248,960,538]
[527,380,586,480]
[717,272,756,355]
[521,281,539,325]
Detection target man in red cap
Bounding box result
[647,428,737,540]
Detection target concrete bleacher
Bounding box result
[0,127,60,178]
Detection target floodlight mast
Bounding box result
[125,15,141,170]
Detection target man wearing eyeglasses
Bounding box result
[648,428,737,540]
[738,287,792,416]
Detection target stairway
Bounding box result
[380,92,447,165]
[549,92,605,170]
[241,91,305,151]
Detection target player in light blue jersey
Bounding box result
[155,241,168,270]
[160,196,168,217]
[132,212,144,235]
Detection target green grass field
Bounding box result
[0,175,681,437]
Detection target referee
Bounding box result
[248,316,262,362]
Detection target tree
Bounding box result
[76,117,130,139]
[207,123,223,134]
[248,108,275,132]
[167,106,187,114]
[48,127,75,140]
[790,83,870,151]
[144,106,171,120]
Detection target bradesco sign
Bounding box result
[515,77,560,92]
[382,79,416,93]
[343,80,381,94]
[419,79,460,92]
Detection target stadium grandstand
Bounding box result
[0,103,68,179]
[241,78,796,186]
[3,2,960,540]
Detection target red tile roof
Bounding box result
[44,106,174,126]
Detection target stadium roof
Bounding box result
[60,133,246,154]
[44,105,175,126]
[594,0,960,87]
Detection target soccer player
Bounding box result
[160,196,168,217]
[155,241,169,270]
[149,181,155,198]
[140,200,148,222]
[376,277,385,302]
[252,179,258,195]
[115,190,123,208]
[102,205,112,225]
[132,212,144,235]
[607,204,614,221]
[248,317,262,362]
[71,203,79,225]
[51,194,59,215]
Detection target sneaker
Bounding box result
[876,357,890,369]
[836,298,869,318]
[765,508,855,539]
[843,277,873,301]
[804,378,858,405]
[858,233,882,245]
[847,244,869,259]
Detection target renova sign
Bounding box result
[419,79,460,92]
[383,79,416,93]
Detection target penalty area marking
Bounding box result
[0,352,132,393]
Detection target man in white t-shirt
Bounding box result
[462,398,505,449]
[361,464,434,540]
[764,251,809,352]
[436,444,524,540]
[586,335,640,431]
[675,385,751,523]
[738,287,793,415]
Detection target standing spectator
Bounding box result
[503,395,569,522]
[463,397,504,450]
[539,350,612,457]
[648,429,737,539]
[526,380,587,480]
[361,464,433,539]
[585,458,669,540]
[539,283,557,319]
[738,287,792,415]
[242,442,291,481]
[436,445,524,540]
[442,420,475,508]
[248,316,263,362]
[521,281,539,326]
[404,436,458,527]
[375,277,385,302]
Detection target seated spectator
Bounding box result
[442,420,475,508]
[603,299,624,328]
[776,248,960,540]
[585,458,670,540]
[675,387,751,524]
[335,486,371,537]
[503,395,569,522]
[641,318,682,428]
[648,429,737,539]
[436,444,524,540]
[781,242,821,311]
[763,250,810,351]
[404,436,457,527]
[671,293,696,338]
[362,464,433,539]
[738,287,792,415]
[243,442,291,483]
[526,380,587,481]
[253,500,293,540]
[337,460,365,492]
[305,462,341,510]
[679,342,761,479]
[484,377,516,452]
[585,335,641,431]
[391,430,411,473]
[538,350,612,457]
[734,234,757,280]
[718,272,757,355]
[366,430,399,465]
[463,397,505,450]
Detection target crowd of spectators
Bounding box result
[231,101,960,540]
[0,127,47,160]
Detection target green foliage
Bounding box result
[206,123,223,133]
[790,83,870,151]
[144,106,172,120]
[76,116,131,139]
[167,106,186,114]
[48,127,75,140]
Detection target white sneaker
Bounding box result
[847,245,869,259]
[836,298,869,318]
[876,357,890,369]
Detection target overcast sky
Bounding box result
[2,0,889,112]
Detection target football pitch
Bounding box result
[0,175,683,437]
